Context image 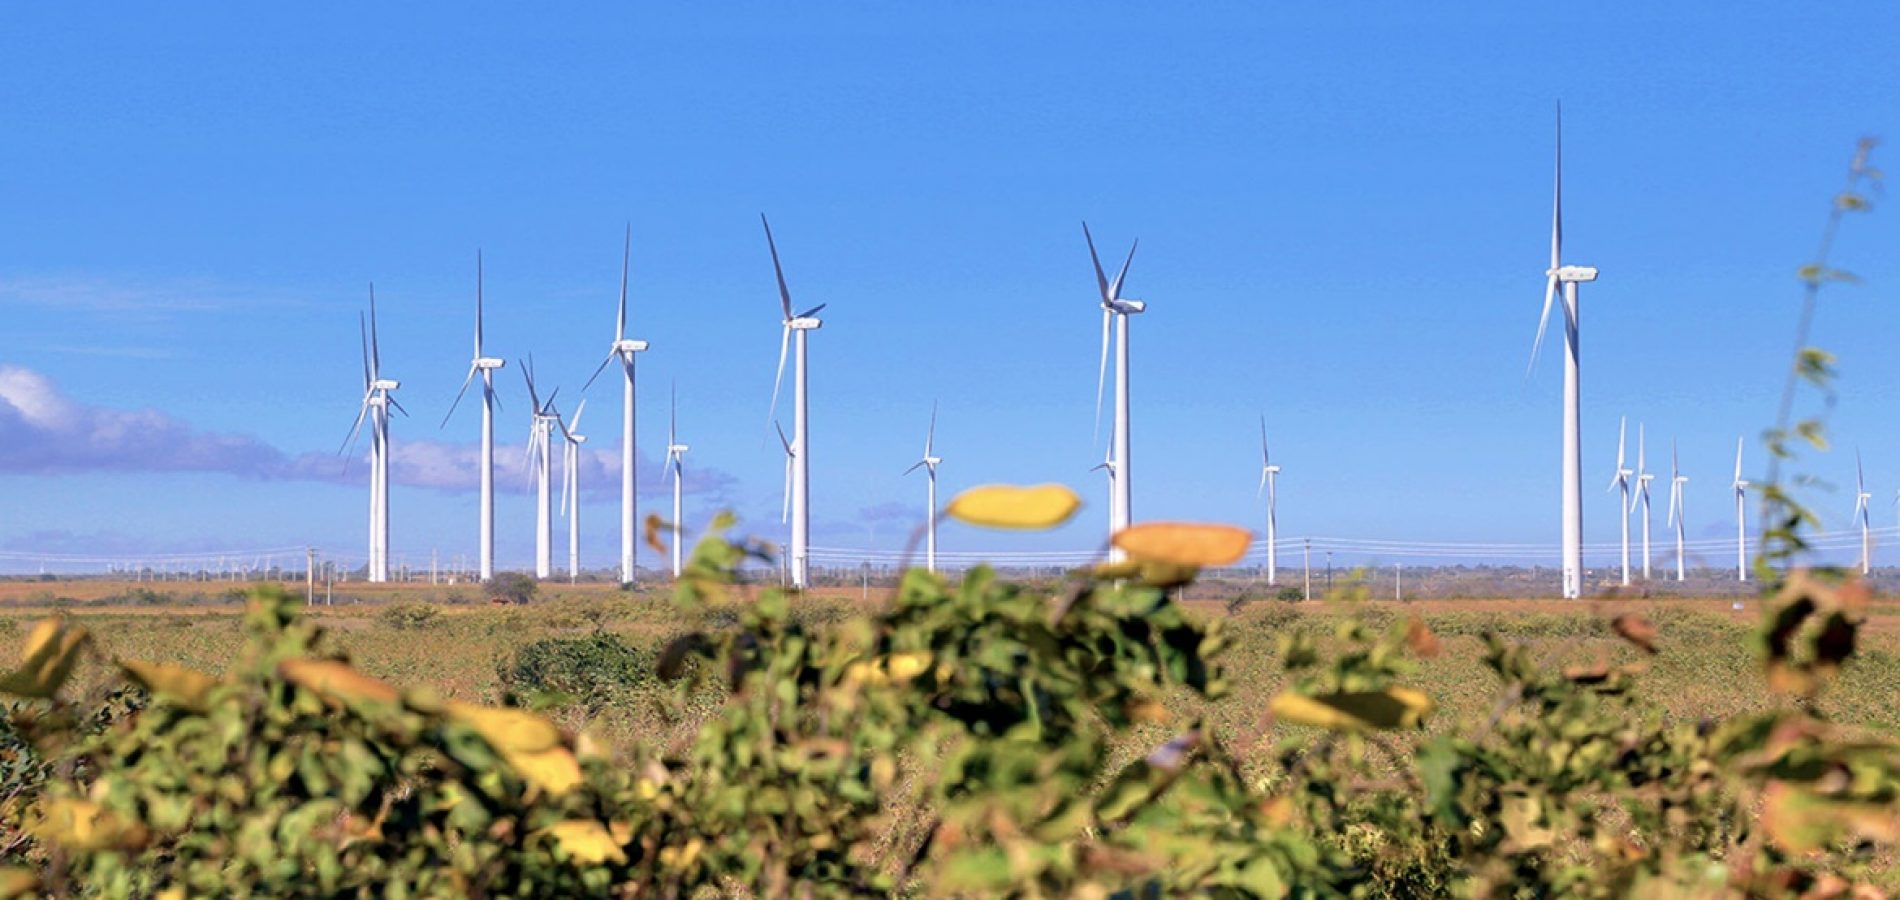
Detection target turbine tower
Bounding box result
[442,252,505,582]
[521,359,559,580]
[762,216,825,589]
[341,286,404,583]
[1257,415,1281,585]
[557,400,588,584]
[1633,424,1654,581]
[1608,416,1633,587]
[1084,223,1143,559]
[1855,450,1873,576]
[1732,438,1750,582]
[1667,439,1688,582]
[1528,106,1598,599]
[583,226,650,586]
[664,384,689,579]
[903,403,943,574]
[1089,444,1117,539]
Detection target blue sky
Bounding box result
[1,3,1896,573]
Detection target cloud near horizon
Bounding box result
[0,364,738,502]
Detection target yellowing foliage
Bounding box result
[944,484,1081,530]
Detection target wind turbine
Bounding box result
[340,286,404,583]
[1633,424,1654,581]
[582,226,650,585]
[1607,417,1633,587]
[1257,415,1281,585]
[664,384,689,579]
[762,216,825,589]
[521,358,559,580]
[903,403,943,574]
[1733,438,1750,582]
[774,419,796,530]
[1084,222,1143,560]
[1855,450,1873,576]
[1527,105,1598,599]
[557,400,588,584]
[1667,439,1688,582]
[1089,444,1117,540]
[442,252,505,582]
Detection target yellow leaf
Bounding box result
[121,660,221,710]
[0,619,90,699]
[32,797,149,851]
[447,702,564,754]
[1112,522,1253,567]
[278,658,399,706]
[883,651,932,681]
[540,819,627,865]
[1269,687,1434,732]
[505,746,585,797]
[945,484,1081,530]
[0,866,38,898]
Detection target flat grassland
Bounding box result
[2,578,1896,752]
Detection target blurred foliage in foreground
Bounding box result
[0,516,1893,897]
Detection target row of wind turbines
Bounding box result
[335,108,1871,595]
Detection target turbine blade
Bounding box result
[1258,467,1269,498]
[1259,414,1270,465]
[762,214,794,321]
[1083,221,1109,302]
[781,456,792,524]
[1093,307,1111,441]
[570,399,587,434]
[359,313,372,389]
[904,460,925,476]
[475,250,484,357]
[669,381,678,445]
[925,401,937,456]
[339,398,372,455]
[1857,448,1865,493]
[519,359,541,412]
[796,303,826,319]
[1735,437,1744,482]
[617,222,630,341]
[368,283,382,379]
[1108,238,1138,302]
[1528,275,1558,375]
[581,351,616,392]
[387,395,410,418]
[1616,417,1627,468]
[767,324,790,426]
[1551,101,1563,272]
[775,419,793,455]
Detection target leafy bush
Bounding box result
[486,572,538,605]
[375,601,442,630]
[499,632,656,717]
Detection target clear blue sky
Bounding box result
[1,3,1896,572]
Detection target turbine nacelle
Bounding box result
[612,339,650,354]
[1104,298,1146,314]
[788,317,823,331]
[371,378,401,391]
[668,443,690,455]
[1550,265,1598,283]
[474,358,506,370]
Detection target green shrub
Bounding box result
[499,632,656,717]
[375,601,442,631]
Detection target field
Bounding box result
[6,577,1898,749]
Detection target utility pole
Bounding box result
[1303,539,1312,601]
[431,548,438,586]
[1326,551,1333,593]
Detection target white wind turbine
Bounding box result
[1854,450,1873,576]
[557,400,589,584]
[762,216,825,589]
[521,358,560,580]
[1527,106,1598,599]
[340,286,405,583]
[442,252,505,582]
[1633,424,1654,581]
[664,384,689,579]
[1607,417,1633,587]
[1084,222,1143,559]
[903,403,943,574]
[1089,444,1117,539]
[1257,415,1281,585]
[773,419,796,527]
[1733,438,1750,582]
[1667,439,1689,582]
[582,227,650,585]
